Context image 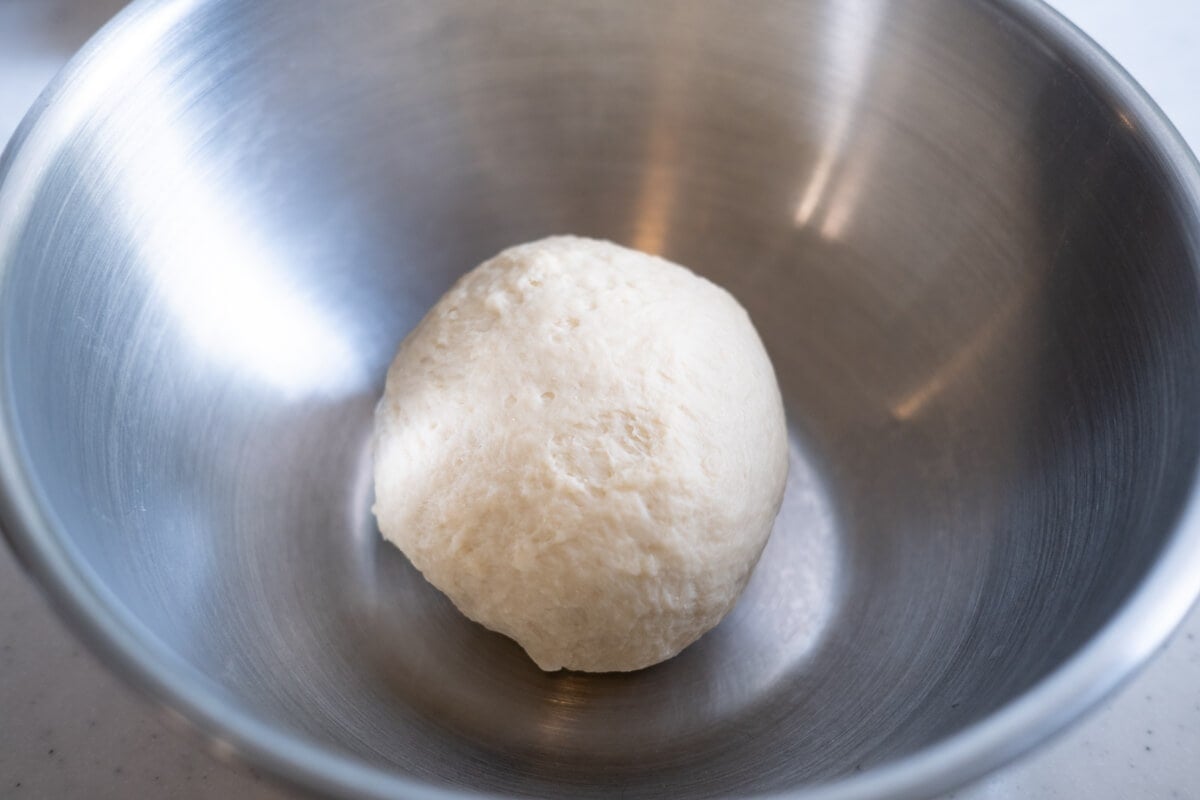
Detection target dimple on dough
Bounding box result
[372,235,788,672]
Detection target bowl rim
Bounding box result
[3,1,1200,799]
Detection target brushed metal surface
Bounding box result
[2,1,1200,799]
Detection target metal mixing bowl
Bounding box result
[3,1,1200,798]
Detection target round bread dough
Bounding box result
[373,236,788,672]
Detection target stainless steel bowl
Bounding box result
[3,1,1200,798]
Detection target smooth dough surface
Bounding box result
[373,236,788,672]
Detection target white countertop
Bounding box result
[1,1,1198,798]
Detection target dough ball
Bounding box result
[373,236,788,672]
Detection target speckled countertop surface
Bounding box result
[1,1,1198,798]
